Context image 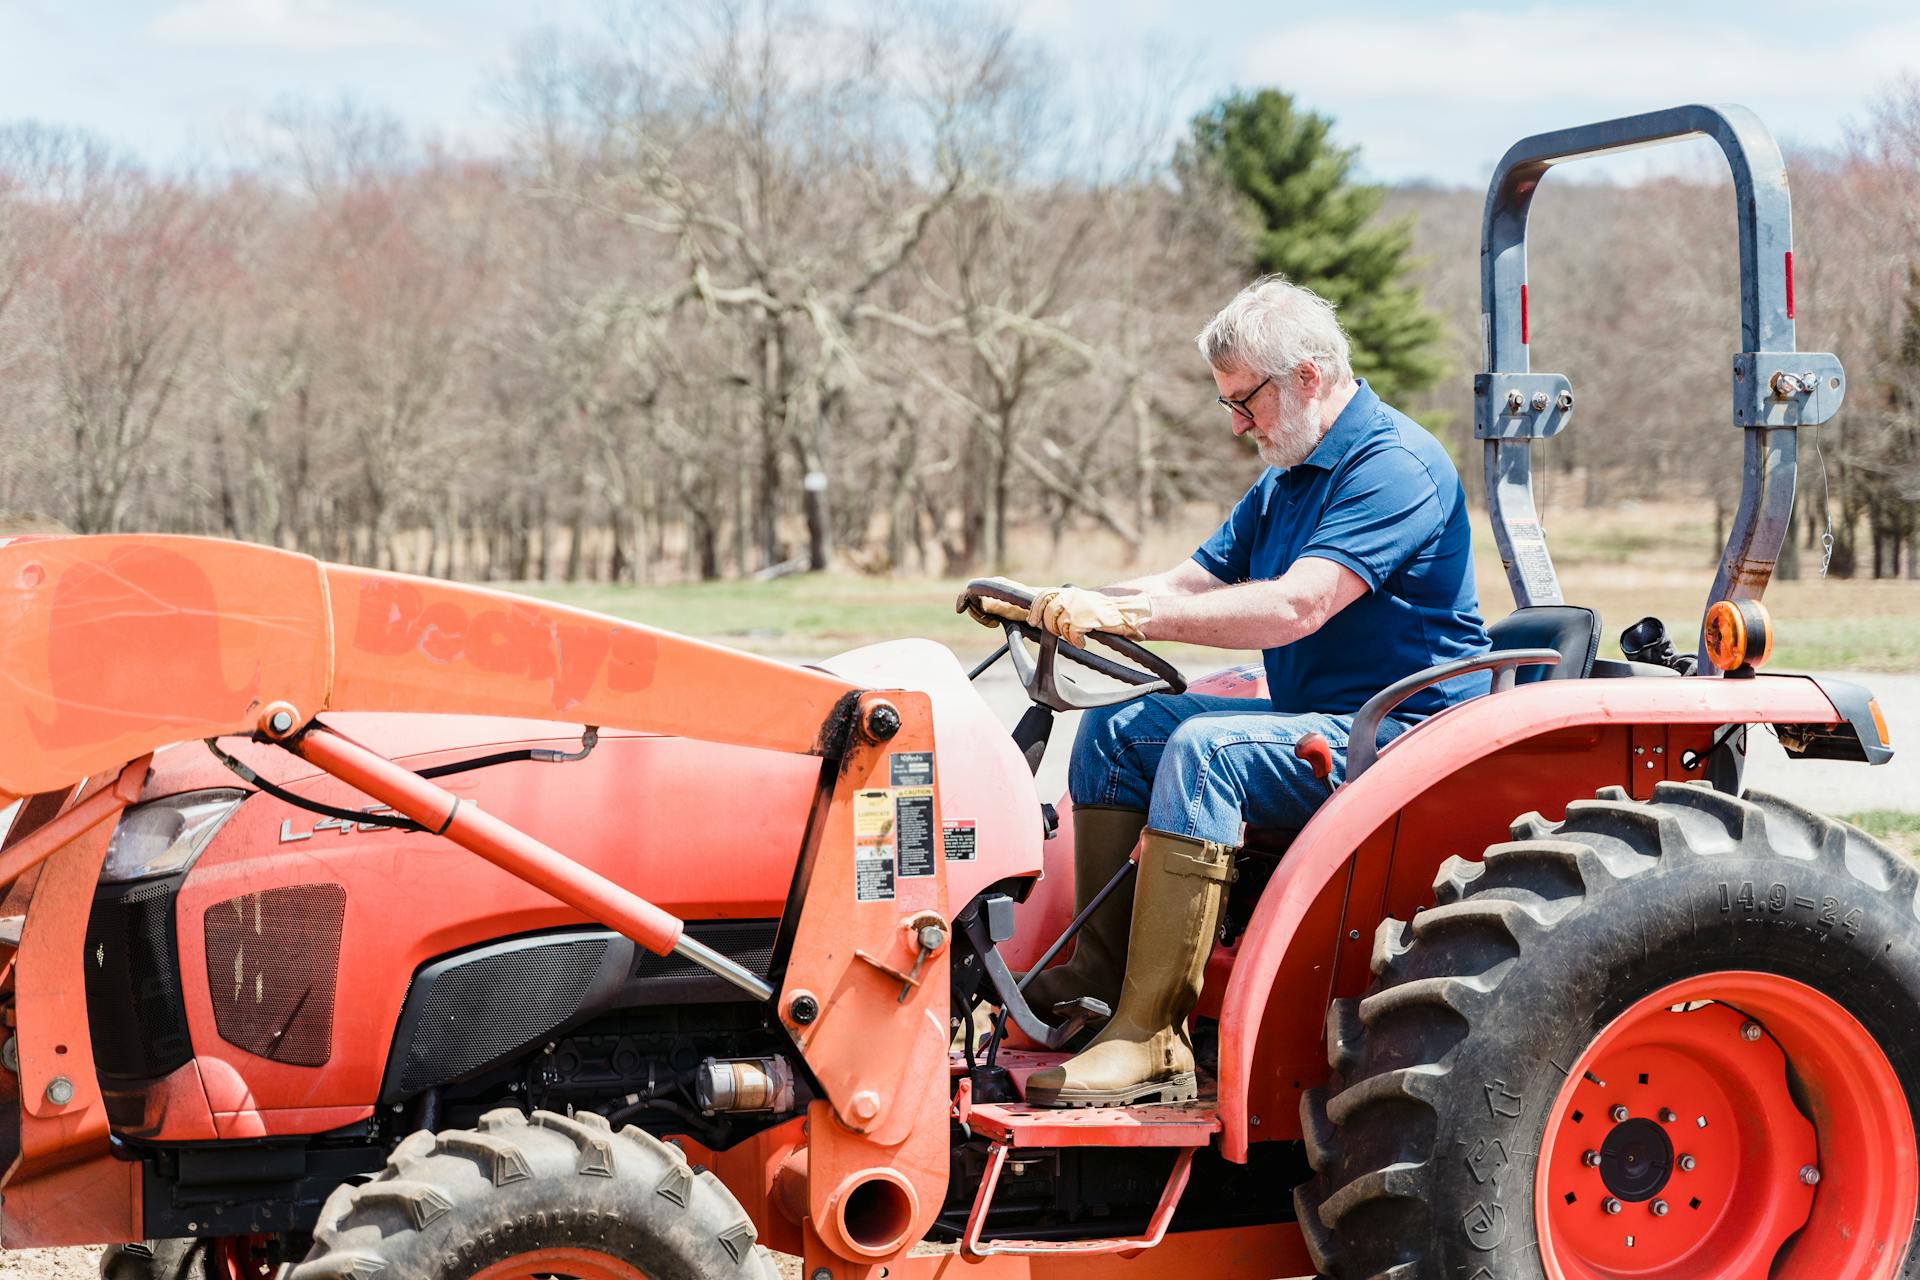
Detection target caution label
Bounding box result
[943,819,976,861]
[896,788,936,877]
[853,788,896,902]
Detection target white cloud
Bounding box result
[1241,7,1920,107]
[149,0,444,53]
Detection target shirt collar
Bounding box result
[1293,380,1380,473]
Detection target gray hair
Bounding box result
[1196,276,1353,386]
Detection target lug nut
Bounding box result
[1651,1199,1670,1217]
[1583,1149,1603,1167]
[1741,1020,1763,1041]
[1679,1154,1697,1172]
[1659,1108,1678,1124]
[1610,1104,1630,1123]
[1800,1165,1821,1186]
[1603,1198,1623,1215]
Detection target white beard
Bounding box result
[1253,391,1323,469]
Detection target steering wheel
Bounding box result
[960,578,1188,712]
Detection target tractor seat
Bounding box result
[1486,605,1599,682]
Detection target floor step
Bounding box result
[960,1093,1221,1149]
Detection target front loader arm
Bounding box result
[0,534,859,802]
[0,535,956,1261]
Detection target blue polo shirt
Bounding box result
[1192,382,1490,718]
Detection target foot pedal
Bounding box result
[1048,996,1110,1040]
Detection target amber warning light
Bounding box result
[1703,599,1774,675]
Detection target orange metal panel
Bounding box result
[1215,674,1845,1163]
[0,537,331,798]
[0,1151,140,1248]
[0,536,860,800]
[212,1106,374,1140]
[323,565,856,756]
[780,692,957,1264]
[959,1101,1219,1149]
[3,766,146,1246]
[289,724,685,956]
[105,1061,217,1143]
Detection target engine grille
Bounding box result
[204,883,346,1067]
[84,875,193,1081]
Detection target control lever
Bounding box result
[955,895,1111,1050]
[1295,733,1336,792]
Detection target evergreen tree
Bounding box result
[1180,90,1445,407]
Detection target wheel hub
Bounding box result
[1596,1117,1674,1203]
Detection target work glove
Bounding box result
[957,576,1038,629]
[1029,586,1152,647]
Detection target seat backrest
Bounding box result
[1487,605,1599,682]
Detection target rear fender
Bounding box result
[1215,673,1847,1161]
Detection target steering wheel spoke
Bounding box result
[961,578,1187,712]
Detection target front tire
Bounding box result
[1296,783,1920,1279]
[291,1109,778,1280]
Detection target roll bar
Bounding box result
[1474,104,1845,668]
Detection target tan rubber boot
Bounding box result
[1025,829,1236,1108]
[1019,805,1148,1017]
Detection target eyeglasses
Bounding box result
[1216,375,1271,421]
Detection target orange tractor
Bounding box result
[0,104,1912,1280]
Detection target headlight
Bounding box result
[101,789,249,883]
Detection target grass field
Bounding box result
[1844,810,1920,856]
[520,502,1920,674]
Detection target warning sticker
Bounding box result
[896,788,936,877]
[853,789,896,902]
[890,752,934,788]
[943,819,977,861]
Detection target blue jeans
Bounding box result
[1067,693,1412,845]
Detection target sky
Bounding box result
[4,0,1919,187]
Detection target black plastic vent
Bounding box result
[393,935,612,1097]
[384,920,777,1102]
[85,875,193,1081]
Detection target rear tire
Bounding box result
[1295,783,1920,1279]
[290,1109,778,1280]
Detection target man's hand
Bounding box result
[1029,587,1152,647]
[957,577,1037,629]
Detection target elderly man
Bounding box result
[987,277,1489,1107]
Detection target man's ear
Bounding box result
[1295,361,1322,397]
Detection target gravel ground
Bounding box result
[3,1246,102,1278]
